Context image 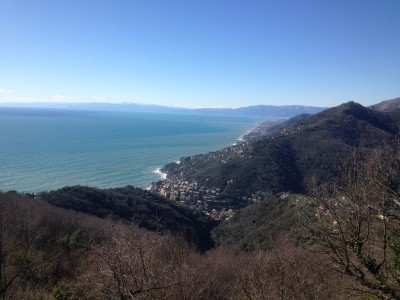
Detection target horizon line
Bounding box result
[0,100,329,110]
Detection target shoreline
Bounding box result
[148,125,256,191]
[153,168,167,180]
[150,123,260,180]
[149,118,285,191]
[146,168,168,191]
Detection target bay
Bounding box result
[0,107,259,193]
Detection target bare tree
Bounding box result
[300,143,400,299]
[0,194,40,299]
[237,238,341,300]
[82,223,183,299]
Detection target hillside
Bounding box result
[212,193,304,251]
[159,102,400,200]
[0,191,347,299]
[39,185,217,250]
[370,96,400,112]
[242,114,312,141]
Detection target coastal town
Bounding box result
[149,120,287,220]
[150,177,263,220]
[149,117,313,220]
[242,118,285,141]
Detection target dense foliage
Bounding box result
[212,194,301,251]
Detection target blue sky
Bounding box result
[0,0,399,108]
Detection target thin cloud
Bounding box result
[54,95,74,101]
[92,96,107,102]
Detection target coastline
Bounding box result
[147,120,277,219]
[149,118,284,190]
[149,124,257,190]
[147,119,263,191]
[146,168,168,190]
[153,168,168,180]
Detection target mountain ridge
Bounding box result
[157,102,400,203]
[370,96,400,112]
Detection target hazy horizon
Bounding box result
[0,100,330,110]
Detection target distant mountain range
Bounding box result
[1,101,326,118]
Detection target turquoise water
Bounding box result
[0,107,258,193]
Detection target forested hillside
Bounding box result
[39,185,216,250]
[162,102,400,200]
[371,96,400,112]
[212,193,303,251]
[0,192,342,299]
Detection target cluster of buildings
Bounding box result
[150,179,229,220]
[183,141,252,167]
[150,178,260,220]
[243,119,306,142]
[243,119,284,141]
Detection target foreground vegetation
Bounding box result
[1,141,400,299]
[0,192,345,300]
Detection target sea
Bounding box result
[0,107,259,193]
